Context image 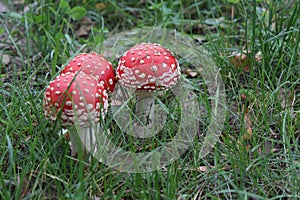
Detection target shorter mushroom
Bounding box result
[43,71,108,155]
[116,43,181,133]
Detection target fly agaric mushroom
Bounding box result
[61,52,116,92]
[116,43,181,128]
[43,71,108,155]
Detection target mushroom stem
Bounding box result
[69,125,98,156]
[68,128,83,156]
[80,127,99,155]
[135,91,156,125]
[132,91,167,137]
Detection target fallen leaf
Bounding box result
[241,92,253,140]
[95,3,106,10]
[243,112,253,140]
[278,88,294,110]
[198,166,208,172]
[255,51,263,62]
[236,92,254,151]
[1,54,10,65]
[0,2,8,13]
[229,50,251,72]
[80,16,94,25]
[76,16,95,37]
[76,25,90,37]
[185,68,198,77]
[13,0,24,5]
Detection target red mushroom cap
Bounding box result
[116,43,181,91]
[61,52,116,92]
[43,71,108,127]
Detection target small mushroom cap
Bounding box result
[43,71,108,127]
[61,52,116,92]
[116,43,181,91]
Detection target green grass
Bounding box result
[0,0,299,199]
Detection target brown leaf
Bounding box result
[241,93,253,140]
[236,93,254,150]
[185,68,198,77]
[1,54,10,65]
[13,0,24,6]
[95,3,107,10]
[243,112,253,140]
[76,17,95,37]
[0,2,9,13]
[198,166,208,172]
[80,16,94,25]
[76,25,90,37]
[255,51,263,62]
[229,50,251,72]
[278,88,295,110]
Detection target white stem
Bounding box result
[135,91,155,125]
[69,124,99,156]
[111,84,166,138]
[69,128,82,156]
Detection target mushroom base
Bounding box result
[68,124,100,157]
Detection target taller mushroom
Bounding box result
[116,43,181,128]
